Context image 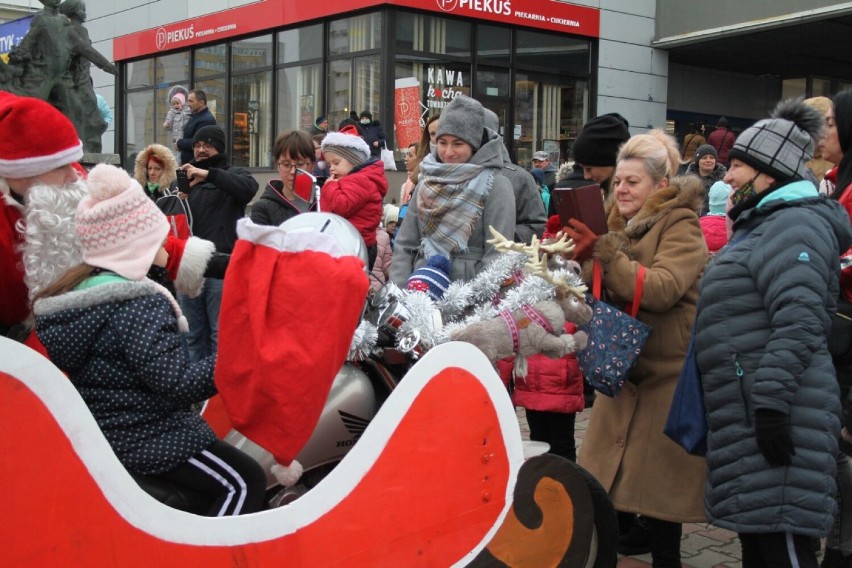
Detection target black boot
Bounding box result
[618,514,652,556]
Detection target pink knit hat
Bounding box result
[75,164,169,280]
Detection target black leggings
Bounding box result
[739,532,819,568]
[151,440,267,516]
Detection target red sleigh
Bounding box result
[0,337,615,567]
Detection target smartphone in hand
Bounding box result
[176,169,190,193]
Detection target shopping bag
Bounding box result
[381,143,397,171]
[663,327,707,456]
[576,261,651,397]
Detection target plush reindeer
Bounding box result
[448,229,593,377]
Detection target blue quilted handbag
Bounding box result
[577,261,651,397]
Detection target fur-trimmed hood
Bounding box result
[134,144,178,189]
[605,174,704,239]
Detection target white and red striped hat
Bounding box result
[0,92,83,179]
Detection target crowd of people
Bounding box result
[6,83,852,568]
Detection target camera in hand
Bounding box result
[176,169,191,193]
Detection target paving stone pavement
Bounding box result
[515,406,745,567]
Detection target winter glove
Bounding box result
[204,252,231,279]
[754,409,795,467]
[562,219,599,262]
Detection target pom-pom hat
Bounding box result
[406,255,451,301]
[75,164,170,281]
[321,124,371,166]
[0,92,83,178]
[728,98,824,182]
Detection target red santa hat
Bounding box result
[0,92,83,179]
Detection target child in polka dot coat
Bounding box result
[32,164,266,516]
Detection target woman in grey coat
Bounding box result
[389,95,515,285]
[695,99,852,567]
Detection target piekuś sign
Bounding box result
[421,0,599,36]
[114,0,598,60]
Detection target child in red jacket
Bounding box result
[497,321,585,461]
[320,125,388,270]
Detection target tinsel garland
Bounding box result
[348,320,378,361]
[346,250,588,362]
[435,252,529,321]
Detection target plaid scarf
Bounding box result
[416,137,503,258]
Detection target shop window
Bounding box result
[232,34,273,70]
[231,71,272,168]
[812,77,832,97]
[195,43,227,78]
[516,29,590,76]
[277,64,323,133]
[328,59,352,128]
[781,78,806,100]
[124,90,155,167]
[475,67,510,99]
[126,58,154,89]
[194,77,226,126]
[156,52,189,85]
[395,57,470,118]
[353,54,381,129]
[278,24,323,64]
[395,11,471,56]
[329,12,382,56]
[514,73,588,168]
[477,24,510,65]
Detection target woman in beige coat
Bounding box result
[575,130,707,568]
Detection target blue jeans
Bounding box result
[178,278,223,362]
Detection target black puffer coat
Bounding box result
[696,180,852,537]
[34,280,217,475]
[249,180,316,227]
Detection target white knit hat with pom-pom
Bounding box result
[76,163,169,281]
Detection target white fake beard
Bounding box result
[20,179,89,299]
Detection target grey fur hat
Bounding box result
[436,95,485,151]
[727,98,824,182]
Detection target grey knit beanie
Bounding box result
[695,144,717,161]
[436,95,485,151]
[727,98,823,182]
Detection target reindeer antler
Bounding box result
[487,226,587,297]
[538,233,576,257]
[525,235,587,297]
[487,226,527,254]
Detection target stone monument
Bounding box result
[0,0,118,154]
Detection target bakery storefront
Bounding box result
[113,0,599,171]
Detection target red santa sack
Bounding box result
[215,217,369,467]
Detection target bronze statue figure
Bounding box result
[0,0,118,153]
